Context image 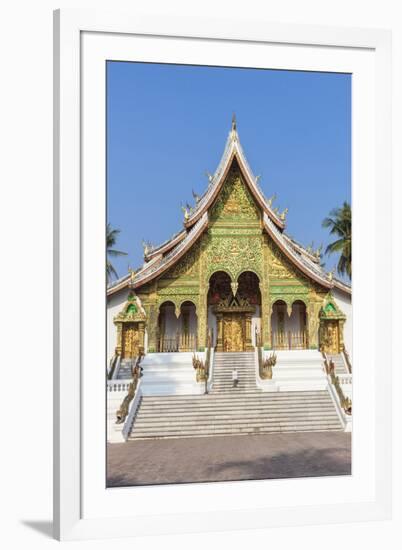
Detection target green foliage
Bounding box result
[322,201,351,279]
[107,223,127,283]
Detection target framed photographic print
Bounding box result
[54,8,392,541]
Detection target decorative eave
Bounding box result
[184,121,285,231]
[332,278,352,296]
[107,273,131,296]
[144,229,186,261]
[262,213,333,289]
[283,234,320,264]
[107,213,209,296]
[107,213,352,297]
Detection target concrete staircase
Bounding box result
[115,358,134,380]
[326,353,349,375]
[128,390,343,440]
[211,352,257,393]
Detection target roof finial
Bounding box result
[230,113,238,142]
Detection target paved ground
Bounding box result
[107,431,351,487]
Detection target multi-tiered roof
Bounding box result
[108,118,351,296]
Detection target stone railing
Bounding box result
[192,331,213,393]
[107,379,131,393]
[158,333,197,353]
[121,379,143,441]
[323,354,352,415]
[206,348,215,393]
[343,349,353,373]
[271,330,308,350]
[337,373,352,386]
[115,354,144,425]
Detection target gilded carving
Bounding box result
[164,241,201,279]
[205,233,263,281]
[267,240,301,280]
[318,294,346,353]
[158,286,199,297]
[210,170,260,223]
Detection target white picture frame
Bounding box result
[53,8,392,541]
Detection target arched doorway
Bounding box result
[208,271,258,352]
[157,300,198,352]
[207,271,232,348]
[158,301,179,352]
[271,299,308,350]
[178,301,198,351]
[289,300,308,349]
[271,300,288,349]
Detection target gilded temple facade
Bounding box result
[107,118,351,363]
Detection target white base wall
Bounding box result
[258,350,328,392]
[107,391,126,443]
[140,352,205,396]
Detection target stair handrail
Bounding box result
[206,347,215,393]
[254,330,277,380]
[322,352,352,415]
[206,329,215,393]
[342,348,352,373]
[111,354,122,380]
[107,353,119,380]
[192,330,213,393]
[115,352,144,425]
[255,329,263,377]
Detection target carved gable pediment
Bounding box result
[319,295,346,320]
[210,163,261,225]
[114,292,147,324]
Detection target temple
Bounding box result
[107,117,352,442]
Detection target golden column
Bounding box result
[245,313,253,351]
[216,313,223,352]
[261,236,271,349]
[338,319,345,352]
[307,300,320,349]
[138,321,145,354]
[196,239,208,351]
[115,322,122,356]
[146,283,159,353]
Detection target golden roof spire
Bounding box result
[230,113,238,141]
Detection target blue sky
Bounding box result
[107,62,351,280]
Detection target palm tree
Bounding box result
[107,223,127,283]
[322,201,351,279]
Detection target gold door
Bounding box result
[323,321,340,354]
[122,323,139,358]
[223,313,244,352]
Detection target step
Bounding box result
[141,398,332,412]
[135,412,340,426]
[137,406,336,418]
[133,422,342,435]
[128,386,343,439]
[140,390,330,403]
[137,401,335,414]
[131,418,343,433]
[130,423,342,439]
